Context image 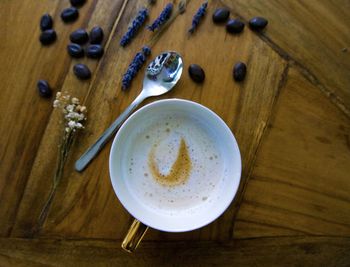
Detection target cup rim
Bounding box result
[109,98,241,232]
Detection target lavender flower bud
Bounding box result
[147,3,173,31]
[189,2,208,33]
[120,8,148,47]
[142,46,151,56]
[121,46,152,90]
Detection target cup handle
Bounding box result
[122,219,149,253]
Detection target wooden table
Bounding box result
[1,0,349,266]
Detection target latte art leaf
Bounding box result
[148,138,192,186]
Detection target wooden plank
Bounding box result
[0,236,349,266]
[0,0,105,237]
[234,68,350,238]
[221,0,350,115]
[3,0,125,238]
[12,0,286,241]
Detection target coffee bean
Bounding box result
[40,13,53,31]
[249,17,268,31]
[67,43,84,58]
[189,64,205,83]
[70,0,86,7]
[233,62,247,82]
[39,29,57,45]
[89,26,104,44]
[226,19,245,34]
[73,64,91,80]
[61,7,79,23]
[212,8,230,23]
[37,80,52,98]
[86,44,104,59]
[70,29,89,44]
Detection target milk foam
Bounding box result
[124,112,225,216]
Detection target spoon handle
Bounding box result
[75,91,146,172]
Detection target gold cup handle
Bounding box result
[122,219,149,253]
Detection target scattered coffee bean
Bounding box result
[233,62,247,82]
[73,64,91,80]
[67,43,84,58]
[70,0,86,7]
[61,7,79,23]
[70,29,89,44]
[39,29,57,45]
[189,64,205,83]
[226,19,245,34]
[86,44,104,59]
[89,26,104,44]
[37,80,52,98]
[249,17,268,31]
[40,13,53,31]
[212,8,230,23]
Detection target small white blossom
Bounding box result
[53,100,60,108]
[68,120,76,129]
[67,120,84,130]
[76,105,82,111]
[53,92,87,133]
[65,112,85,121]
[71,97,79,104]
[66,104,74,113]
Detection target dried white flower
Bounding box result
[76,105,86,113]
[53,92,87,133]
[71,97,79,104]
[53,100,60,108]
[67,120,84,130]
[65,112,85,121]
[66,104,74,113]
[68,120,76,129]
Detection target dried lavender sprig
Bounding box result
[147,3,173,31]
[120,8,148,47]
[189,1,208,33]
[122,46,152,90]
[148,0,189,47]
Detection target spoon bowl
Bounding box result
[75,51,183,172]
[143,52,183,96]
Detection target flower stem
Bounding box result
[33,131,73,235]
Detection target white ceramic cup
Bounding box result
[109,99,241,251]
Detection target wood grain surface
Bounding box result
[222,0,350,116]
[234,68,350,238]
[0,237,349,267]
[0,0,349,265]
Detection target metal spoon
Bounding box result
[75,51,183,172]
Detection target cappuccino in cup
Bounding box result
[126,112,226,216]
[110,99,241,232]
